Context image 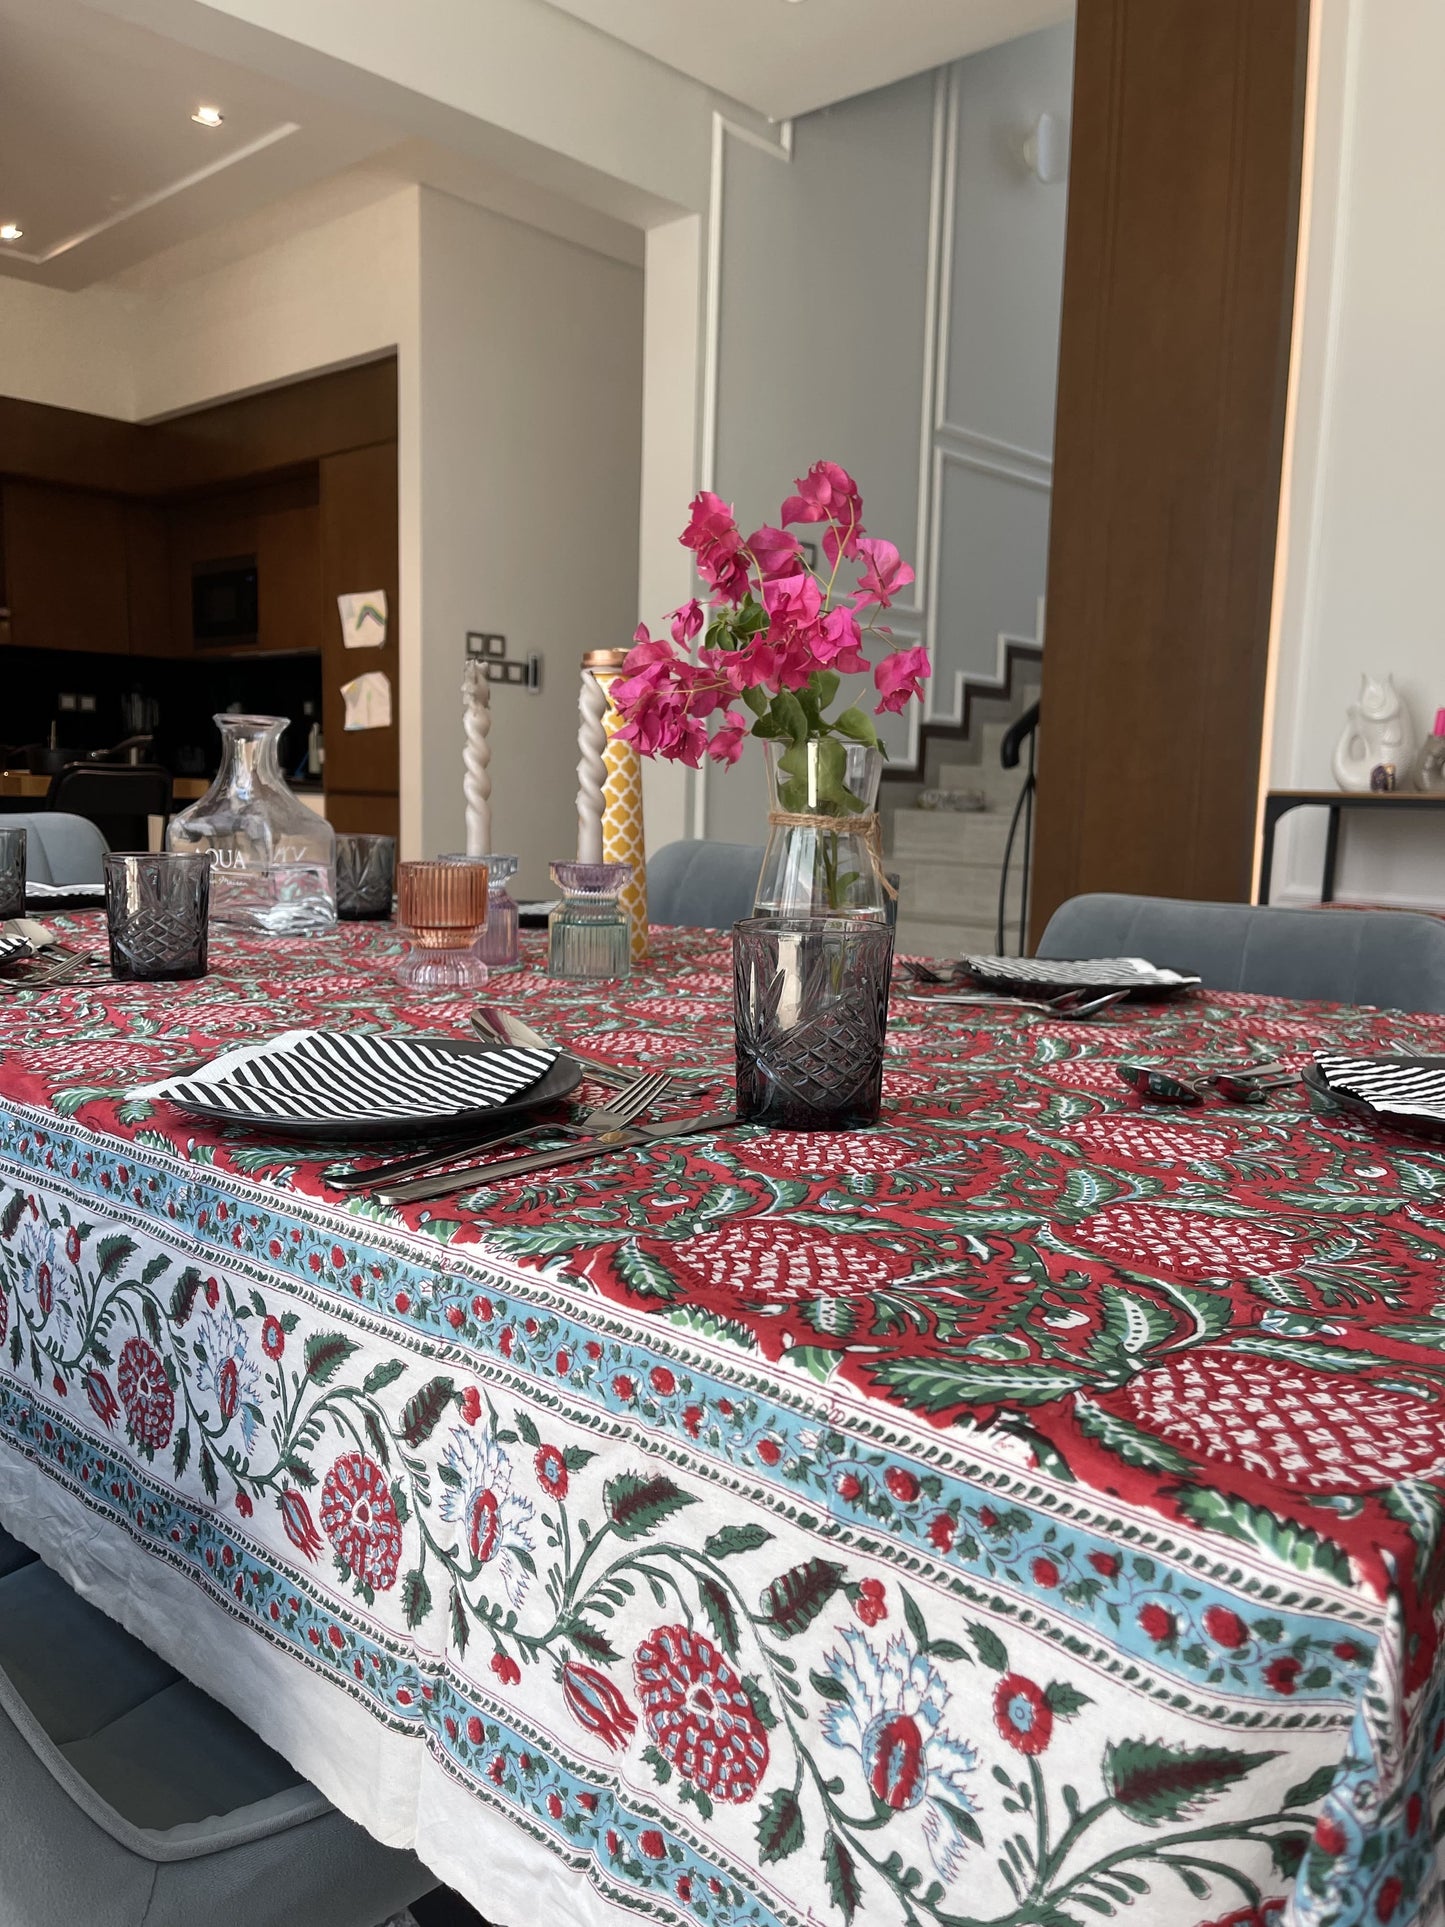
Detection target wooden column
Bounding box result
[1029,0,1309,943]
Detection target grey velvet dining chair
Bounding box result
[1036,893,1445,1013]
[647,839,767,929]
[0,1525,432,1927]
[0,811,108,886]
[647,839,902,931]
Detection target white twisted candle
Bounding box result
[576,668,608,864]
[462,662,492,857]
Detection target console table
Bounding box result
[1258,786,1445,903]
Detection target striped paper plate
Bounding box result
[1306,1054,1445,1139]
[141,1030,578,1138]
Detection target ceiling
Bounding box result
[0,0,1073,294]
[0,0,398,289]
[540,0,1075,120]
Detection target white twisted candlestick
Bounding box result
[576,668,607,863]
[462,662,492,857]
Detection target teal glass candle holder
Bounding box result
[547,861,632,980]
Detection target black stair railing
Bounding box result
[996,701,1039,955]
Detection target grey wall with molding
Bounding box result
[700,20,1073,846]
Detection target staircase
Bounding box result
[883,665,1040,959]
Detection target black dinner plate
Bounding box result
[1303,1056,1445,1142]
[164,1034,583,1140]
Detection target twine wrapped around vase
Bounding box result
[766,809,898,900]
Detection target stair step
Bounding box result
[890,812,1016,861]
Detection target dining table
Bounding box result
[0,914,1443,1927]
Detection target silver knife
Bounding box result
[376,1109,740,1204]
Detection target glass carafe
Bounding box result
[166,715,336,934]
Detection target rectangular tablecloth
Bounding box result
[1,919,1444,1927]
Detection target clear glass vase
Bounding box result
[166,716,336,934]
[754,740,888,920]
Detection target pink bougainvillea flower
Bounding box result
[669,598,704,645]
[813,605,869,675]
[680,490,750,603]
[854,536,916,609]
[706,711,750,765]
[745,524,803,580]
[780,460,865,561]
[874,644,931,714]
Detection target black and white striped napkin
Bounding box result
[1314,1054,1445,1125]
[960,954,1199,992]
[130,1029,557,1125]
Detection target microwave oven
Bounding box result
[192,557,258,646]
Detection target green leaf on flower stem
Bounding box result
[810,669,840,713]
[450,1584,469,1659]
[698,1574,740,1656]
[399,1375,456,1447]
[810,1667,851,1704]
[305,1333,360,1386]
[605,1472,696,1540]
[771,691,810,747]
[757,1787,805,1864]
[362,1358,405,1396]
[1284,1763,1340,1810]
[742,1674,778,1730]
[1045,1681,1092,1718]
[514,1410,541,1448]
[832,706,879,749]
[937,1798,984,1848]
[759,1558,844,1638]
[822,1832,861,1924]
[401,1567,431,1629]
[741,685,769,717]
[1104,1738,1280,1825]
[96,1234,136,1282]
[901,1588,930,1653]
[967,1622,1009,1672]
[704,1522,772,1560]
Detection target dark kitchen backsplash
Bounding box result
[8,648,324,783]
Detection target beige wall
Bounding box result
[413,188,644,893]
[1269,0,1445,908]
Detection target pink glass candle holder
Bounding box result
[396,860,490,991]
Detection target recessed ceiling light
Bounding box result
[0,224,22,243]
[191,105,224,127]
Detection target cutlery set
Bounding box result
[323,1065,733,1202]
[0,939,97,993]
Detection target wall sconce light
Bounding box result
[1021,112,1068,185]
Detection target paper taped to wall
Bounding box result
[341,670,392,732]
[338,590,388,648]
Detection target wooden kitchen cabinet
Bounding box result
[319,442,398,801]
[2,481,130,652]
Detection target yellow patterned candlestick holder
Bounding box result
[580,648,649,960]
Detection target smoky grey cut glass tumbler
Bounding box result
[104,852,212,982]
[733,914,895,1130]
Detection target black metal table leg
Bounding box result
[1321,805,1342,903]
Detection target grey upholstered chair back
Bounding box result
[648,839,767,929]
[1037,893,1445,1013]
[0,1526,431,1927]
[0,811,108,886]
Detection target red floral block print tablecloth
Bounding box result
[1,919,1444,1927]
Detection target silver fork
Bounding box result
[0,947,97,993]
[337,1070,673,1199]
[900,987,1130,1018]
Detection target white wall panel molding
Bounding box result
[935,419,1052,490]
